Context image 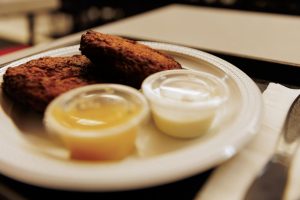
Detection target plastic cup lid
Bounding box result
[142,69,229,109]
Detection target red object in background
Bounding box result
[0,45,29,56]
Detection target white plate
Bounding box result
[0,43,263,191]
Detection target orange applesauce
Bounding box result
[52,98,140,131]
[44,84,149,161]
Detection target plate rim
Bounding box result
[0,42,263,191]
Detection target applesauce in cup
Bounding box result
[44,84,149,161]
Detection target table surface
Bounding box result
[1,4,300,66]
[93,4,300,67]
[0,4,300,200]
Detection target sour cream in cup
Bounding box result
[142,69,229,138]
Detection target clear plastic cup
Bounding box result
[142,69,229,138]
[44,84,149,160]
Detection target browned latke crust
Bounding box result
[2,32,182,112]
[80,31,182,88]
[2,55,103,112]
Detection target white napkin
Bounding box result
[195,83,300,200]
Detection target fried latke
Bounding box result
[2,55,103,112]
[80,31,182,88]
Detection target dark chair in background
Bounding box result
[58,0,172,35]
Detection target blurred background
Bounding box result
[0,0,299,56]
